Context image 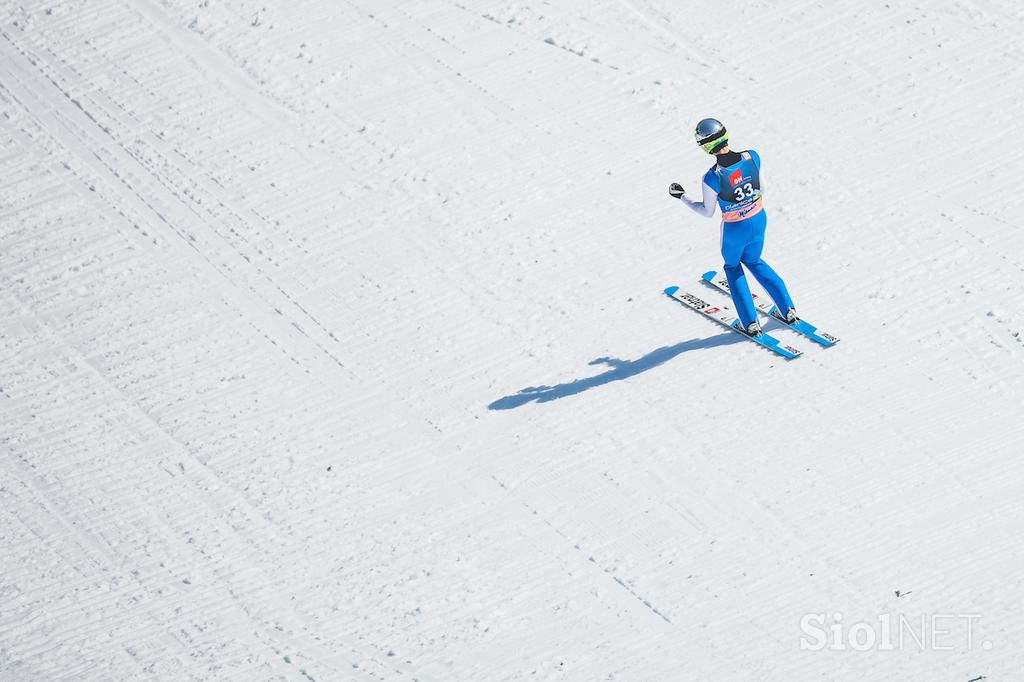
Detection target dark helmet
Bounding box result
[695,118,729,154]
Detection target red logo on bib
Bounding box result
[729,170,743,186]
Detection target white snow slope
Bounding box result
[2,1,1024,680]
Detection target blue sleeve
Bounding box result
[749,149,761,168]
[702,169,719,193]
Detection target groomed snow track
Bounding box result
[2,2,1023,680]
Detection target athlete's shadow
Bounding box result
[487,334,741,410]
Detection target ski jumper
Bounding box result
[680,149,794,328]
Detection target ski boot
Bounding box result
[772,307,799,325]
[741,320,763,337]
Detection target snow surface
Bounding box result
[2,1,1024,680]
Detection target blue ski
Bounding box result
[664,286,802,360]
[701,271,839,347]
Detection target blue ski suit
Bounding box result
[679,149,794,328]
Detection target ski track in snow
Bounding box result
[1,1,1023,680]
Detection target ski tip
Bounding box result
[772,341,804,360]
[663,285,679,296]
[701,270,717,282]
